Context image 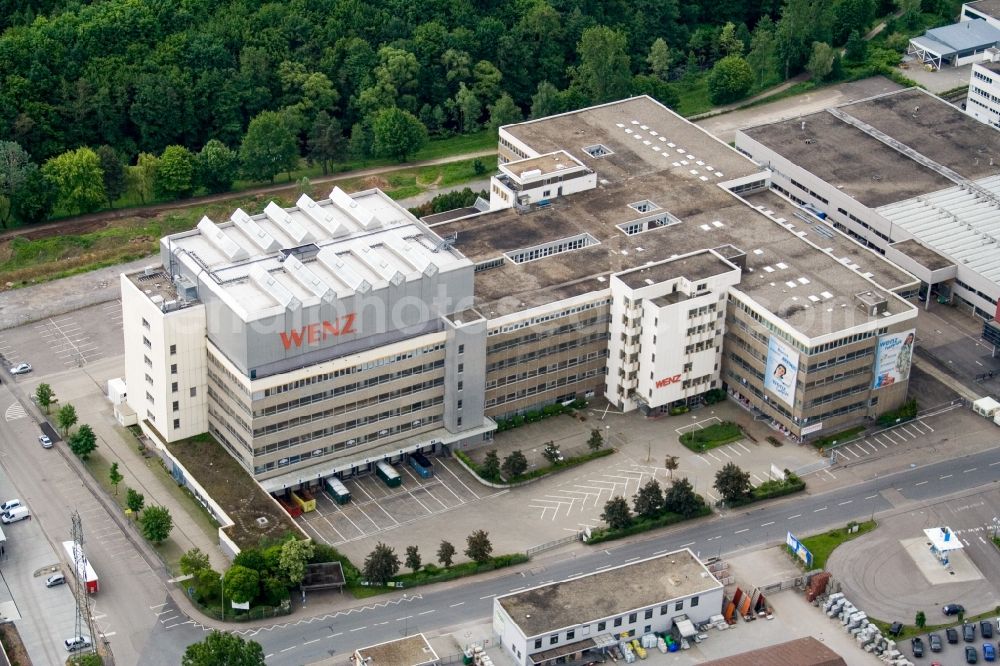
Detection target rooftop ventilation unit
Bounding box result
[282,253,336,304]
[296,194,349,238]
[854,290,887,316]
[264,202,314,244]
[330,186,381,231]
[230,208,280,252]
[197,217,249,262]
[250,266,301,310]
[583,144,613,158]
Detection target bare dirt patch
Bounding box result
[166,434,302,551]
[0,623,31,666]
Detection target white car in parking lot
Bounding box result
[39,434,52,449]
[9,363,31,375]
[64,636,91,652]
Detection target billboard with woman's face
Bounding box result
[872,329,915,389]
[764,335,799,407]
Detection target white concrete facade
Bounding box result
[967,61,1000,127]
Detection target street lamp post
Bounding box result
[220,578,224,622]
[870,473,878,523]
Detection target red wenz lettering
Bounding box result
[279,314,357,350]
[655,374,682,388]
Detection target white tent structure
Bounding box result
[924,527,964,566]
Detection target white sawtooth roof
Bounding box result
[877,173,1000,283]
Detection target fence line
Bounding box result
[526,532,581,557]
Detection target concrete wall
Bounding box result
[443,313,487,432]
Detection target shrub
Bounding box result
[680,421,742,452]
[877,399,918,427]
[587,505,711,544]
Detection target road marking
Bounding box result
[480,594,495,600]
[418,610,435,615]
[725,445,741,456]
[824,469,837,480]
[450,602,465,607]
[964,468,978,473]
[915,481,928,486]
[735,442,752,454]
[788,514,802,519]
[679,541,696,547]
[919,420,933,432]
[304,639,320,645]
[102,632,116,638]
[989,461,1000,467]
[761,521,774,527]
[940,474,953,479]
[653,549,669,555]
[396,617,412,622]
[595,564,613,570]
[838,500,852,505]
[865,494,878,500]
[814,507,827,512]
[706,535,722,541]
[509,587,525,593]
[281,646,297,652]
[349,626,367,632]
[734,528,749,534]
[329,632,343,637]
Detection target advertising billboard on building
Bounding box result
[764,336,799,407]
[872,329,915,390]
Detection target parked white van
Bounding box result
[1,506,30,523]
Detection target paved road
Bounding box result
[243,446,1000,665]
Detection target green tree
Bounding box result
[96,145,125,208]
[224,565,260,604]
[664,455,679,479]
[488,93,522,133]
[647,38,672,80]
[109,462,123,495]
[719,22,745,57]
[480,450,501,482]
[140,505,173,544]
[501,450,528,479]
[11,164,55,224]
[404,545,422,573]
[35,383,54,414]
[348,121,372,160]
[182,630,265,666]
[601,496,632,530]
[587,429,604,451]
[571,25,632,104]
[126,487,145,515]
[307,111,344,176]
[664,477,703,517]
[806,42,837,81]
[156,145,196,198]
[747,17,782,89]
[196,140,239,194]
[179,548,211,576]
[530,81,561,120]
[630,74,680,109]
[707,56,754,104]
[915,610,926,629]
[465,530,493,564]
[844,30,868,64]
[833,0,877,44]
[240,110,299,183]
[127,153,159,205]
[56,403,78,437]
[472,60,504,106]
[363,542,400,585]
[714,462,752,504]
[41,147,106,214]
[776,0,834,77]
[278,539,315,585]
[437,540,456,568]
[0,141,32,227]
[455,83,481,133]
[542,441,561,465]
[68,424,97,460]
[633,479,664,519]
[370,108,428,162]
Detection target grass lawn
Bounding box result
[166,433,300,551]
[675,77,712,117]
[799,520,877,570]
[679,421,743,453]
[809,426,865,450]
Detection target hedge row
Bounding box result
[391,553,529,588]
[458,447,614,486]
[729,473,806,508]
[585,505,712,545]
[494,399,587,432]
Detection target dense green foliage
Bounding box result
[679,421,743,452]
[182,630,265,666]
[877,398,918,426]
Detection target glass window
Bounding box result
[170,344,176,355]
[644,609,652,619]
[614,617,622,627]
[190,387,197,397]
[534,639,542,649]
[549,634,557,645]
[628,612,637,623]
[566,630,575,640]
[691,596,699,607]
[597,621,606,631]
[675,600,683,611]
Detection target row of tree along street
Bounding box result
[0,0,946,228]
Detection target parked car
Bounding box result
[929,634,943,652]
[38,434,52,449]
[984,643,996,662]
[0,499,23,513]
[945,604,967,616]
[912,637,925,657]
[967,645,979,664]
[982,620,995,639]
[1,507,30,524]
[8,363,31,375]
[948,628,960,644]
[64,636,91,652]
[45,573,65,587]
[966,623,977,642]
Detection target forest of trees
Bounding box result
[0,0,961,226]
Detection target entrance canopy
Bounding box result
[924,527,964,552]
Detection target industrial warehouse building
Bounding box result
[122,94,919,495]
[492,549,723,666]
[736,87,1000,323]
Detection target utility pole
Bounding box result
[70,511,97,656]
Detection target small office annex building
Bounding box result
[122,94,919,499]
[493,549,723,666]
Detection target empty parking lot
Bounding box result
[299,457,506,547]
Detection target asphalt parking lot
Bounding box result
[0,300,124,377]
[829,417,937,463]
[299,457,505,547]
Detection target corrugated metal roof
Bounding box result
[700,636,847,666]
[910,18,1000,56]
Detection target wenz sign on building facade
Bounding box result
[279,315,358,350]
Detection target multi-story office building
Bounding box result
[123,95,919,497]
[967,60,1000,127]
[736,87,1000,322]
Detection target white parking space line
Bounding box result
[706,452,723,463]
[406,488,433,515]
[901,425,919,438]
[694,454,711,466]
[438,459,481,499]
[717,448,731,459]
[873,435,891,448]
[735,442,752,454]
[889,430,908,444]
[840,447,856,459]
[420,485,448,510]
[863,441,879,454]
[725,445,741,456]
[918,420,933,432]
[751,473,763,485]
[873,438,887,449]
[824,469,836,480]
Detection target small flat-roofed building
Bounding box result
[908,18,1000,69]
[493,549,723,666]
[699,636,847,666]
[737,87,1000,322]
[352,633,439,666]
[967,59,1000,127]
[963,0,1000,28]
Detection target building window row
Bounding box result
[971,85,1000,105]
[688,304,717,319]
[506,233,599,265]
[485,367,604,407]
[251,414,443,474]
[207,354,251,398]
[486,351,607,389]
[681,374,713,390]
[804,381,869,408]
[207,387,252,435]
[684,340,717,354]
[488,298,611,336]
[486,333,610,372]
[263,343,445,397]
[806,347,873,372]
[834,207,890,242]
[255,359,445,417]
[804,365,869,389]
[974,69,995,85]
[954,279,999,306]
[498,136,528,160]
[488,315,610,353]
[788,177,829,204]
